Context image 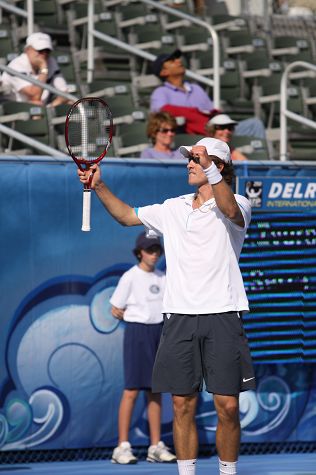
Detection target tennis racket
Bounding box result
[65,97,113,232]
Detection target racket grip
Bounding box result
[82,189,91,232]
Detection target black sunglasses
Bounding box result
[188,155,200,164]
[37,49,51,54]
[158,127,176,134]
[214,124,235,131]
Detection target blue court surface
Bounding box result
[0,454,315,475]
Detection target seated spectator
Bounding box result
[205,113,247,161]
[150,49,266,139]
[1,32,69,107]
[140,112,183,159]
[276,0,316,15]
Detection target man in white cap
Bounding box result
[1,32,69,106]
[205,113,248,161]
[77,137,255,475]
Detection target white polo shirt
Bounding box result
[110,265,165,324]
[137,193,251,315]
[1,53,68,103]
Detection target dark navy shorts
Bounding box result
[124,321,163,390]
[152,312,256,396]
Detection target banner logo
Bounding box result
[238,177,316,212]
[245,180,263,208]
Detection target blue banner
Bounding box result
[237,176,316,211]
[0,158,315,451]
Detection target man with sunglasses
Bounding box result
[78,136,255,475]
[150,49,265,139]
[205,113,248,161]
[1,32,69,106]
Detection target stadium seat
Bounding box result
[128,24,177,54]
[106,94,147,129]
[131,74,161,109]
[172,133,204,149]
[271,36,315,64]
[253,70,305,128]
[177,25,214,55]
[52,50,80,94]
[112,121,149,157]
[0,27,17,64]
[287,126,316,160]
[1,101,51,154]
[230,135,271,160]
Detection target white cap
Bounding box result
[207,113,237,126]
[25,33,53,51]
[179,137,231,163]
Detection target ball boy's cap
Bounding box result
[25,32,53,51]
[134,231,162,251]
[179,137,231,163]
[151,49,182,77]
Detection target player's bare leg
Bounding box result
[173,394,199,459]
[118,389,139,443]
[146,391,161,445]
[213,394,240,460]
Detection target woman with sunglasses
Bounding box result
[141,112,183,159]
[205,114,247,162]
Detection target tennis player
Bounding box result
[77,137,256,475]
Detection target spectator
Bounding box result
[140,112,183,160]
[205,113,247,161]
[110,231,176,465]
[1,32,69,106]
[150,49,266,139]
[275,0,316,15]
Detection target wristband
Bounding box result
[39,67,48,74]
[204,162,222,185]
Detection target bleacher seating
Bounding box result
[0,0,316,160]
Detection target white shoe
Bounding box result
[111,441,138,464]
[147,441,177,463]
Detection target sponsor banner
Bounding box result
[238,177,316,212]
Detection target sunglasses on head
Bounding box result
[158,127,176,134]
[214,124,235,131]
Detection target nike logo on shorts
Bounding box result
[243,377,255,382]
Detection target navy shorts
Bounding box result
[124,321,163,390]
[152,312,256,396]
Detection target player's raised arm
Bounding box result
[196,148,244,227]
[185,141,245,228]
[78,164,142,227]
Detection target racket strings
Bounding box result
[67,101,112,162]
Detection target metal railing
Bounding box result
[0,123,68,158]
[86,0,221,108]
[280,61,316,161]
[0,0,33,36]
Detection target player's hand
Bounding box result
[189,145,212,170]
[111,306,125,320]
[77,164,101,190]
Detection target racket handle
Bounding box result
[82,189,91,232]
